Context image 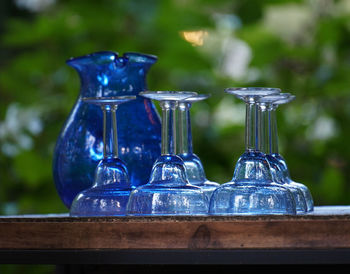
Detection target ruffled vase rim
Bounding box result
[66,51,158,66]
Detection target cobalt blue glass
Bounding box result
[53,51,162,209]
[178,94,219,201]
[209,87,297,215]
[257,94,307,214]
[265,94,314,212]
[126,91,209,216]
[70,96,136,217]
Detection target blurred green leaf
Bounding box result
[13,150,51,187]
[1,0,350,221]
[318,166,346,204]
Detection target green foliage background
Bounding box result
[1,0,350,215]
[1,0,350,272]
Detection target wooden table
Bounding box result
[0,206,349,266]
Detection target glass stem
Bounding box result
[269,105,279,154]
[160,101,177,155]
[245,100,256,152]
[102,104,118,159]
[178,102,193,155]
[258,103,269,154]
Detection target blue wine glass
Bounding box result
[126,91,209,216]
[257,93,307,214]
[70,96,136,217]
[209,87,297,215]
[264,93,314,212]
[178,94,220,201]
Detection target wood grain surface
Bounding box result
[0,206,349,250]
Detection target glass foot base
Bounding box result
[191,180,220,202]
[127,184,209,216]
[70,185,132,217]
[288,181,314,212]
[209,181,297,215]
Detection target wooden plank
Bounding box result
[0,206,349,250]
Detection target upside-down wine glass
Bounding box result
[178,94,220,201]
[70,96,136,216]
[266,94,314,212]
[257,93,307,214]
[209,87,296,215]
[126,91,209,216]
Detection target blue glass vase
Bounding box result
[53,51,162,208]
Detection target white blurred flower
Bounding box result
[284,100,318,127]
[219,37,253,80]
[2,202,18,215]
[15,0,56,12]
[334,0,350,16]
[212,13,242,33]
[212,98,245,129]
[263,3,314,45]
[0,103,43,157]
[196,30,254,81]
[284,100,338,141]
[180,13,255,82]
[194,108,210,128]
[306,115,338,141]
